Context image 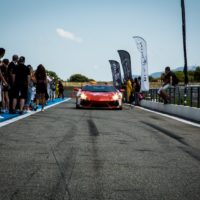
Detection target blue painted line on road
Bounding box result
[0,98,71,127]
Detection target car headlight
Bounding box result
[112,94,119,101]
[80,93,87,100]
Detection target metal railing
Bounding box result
[145,85,200,108]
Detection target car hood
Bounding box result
[83,91,117,101]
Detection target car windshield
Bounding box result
[82,85,117,92]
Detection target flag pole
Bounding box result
[181,0,188,105]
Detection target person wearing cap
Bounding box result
[12,56,30,114]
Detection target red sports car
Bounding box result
[75,85,123,109]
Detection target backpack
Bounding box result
[172,73,179,86]
[50,82,56,91]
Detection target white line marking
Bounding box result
[135,106,200,128]
[0,98,71,128]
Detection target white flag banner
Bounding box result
[133,36,149,91]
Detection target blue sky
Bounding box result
[1,0,200,81]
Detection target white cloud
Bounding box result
[56,28,82,43]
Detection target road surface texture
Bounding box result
[0,100,199,200]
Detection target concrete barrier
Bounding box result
[140,100,200,123]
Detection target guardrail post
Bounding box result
[190,87,193,107]
[173,87,176,104]
[198,87,200,108]
[169,87,171,104]
[184,86,187,106]
[157,89,160,102]
[177,87,181,105]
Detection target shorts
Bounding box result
[13,85,28,99]
[2,84,9,92]
[36,82,47,94]
[157,84,170,94]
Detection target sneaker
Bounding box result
[41,108,44,112]
[10,110,17,114]
[19,110,24,115]
[34,106,38,111]
[164,99,168,104]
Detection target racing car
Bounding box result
[75,85,123,110]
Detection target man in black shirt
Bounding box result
[12,56,30,114]
[158,66,178,104]
[7,55,18,113]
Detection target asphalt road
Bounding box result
[0,100,200,200]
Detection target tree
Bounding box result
[194,66,200,81]
[174,71,184,82]
[46,70,60,81]
[69,74,90,82]
[149,76,157,82]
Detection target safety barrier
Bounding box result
[146,85,200,108]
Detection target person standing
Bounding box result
[24,65,34,112]
[1,59,10,113]
[0,48,8,113]
[34,64,47,111]
[12,56,30,114]
[58,80,64,99]
[126,79,132,103]
[134,77,141,105]
[0,48,5,59]
[50,79,56,101]
[7,54,18,113]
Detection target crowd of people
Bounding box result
[0,48,65,115]
[121,76,142,105]
[122,66,179,105]
[0,47,179,117]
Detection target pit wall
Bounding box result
[140,100,200,123]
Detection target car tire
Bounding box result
[118,106,123,110]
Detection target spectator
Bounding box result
[1,59,10,113]
[126,79,132,103]
[0,48,5,59]
[12,56,30,114]
[0,49,6,85]
[7,55,18,113]
[0,49,9,113]
[34,64,47,111]
[55,82,59,98]
[58,80,64,99]
[134,77,141,105]
[50,79,56,101]
[158,66,179,104]
[24,65,34,112]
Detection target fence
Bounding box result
[146,85,200,108]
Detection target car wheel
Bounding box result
[118,106,123,110]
